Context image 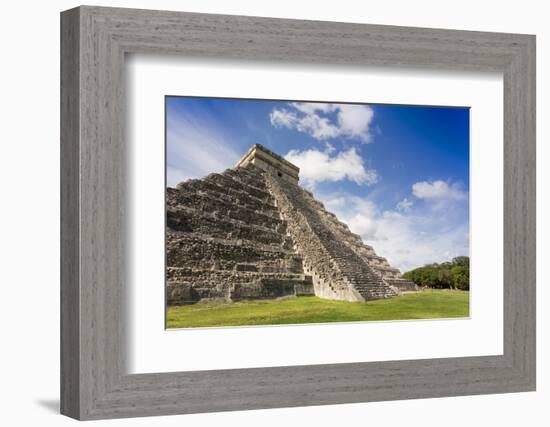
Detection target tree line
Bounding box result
[403,256,469,290]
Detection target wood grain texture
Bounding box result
[60,5,536,420]
[60,7,80,419]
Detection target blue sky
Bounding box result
[166,96,469,272]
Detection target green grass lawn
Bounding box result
[166,289,469,329]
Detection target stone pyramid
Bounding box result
[167,144,416,305]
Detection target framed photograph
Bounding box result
[61,6,535,420]
[164,96,470,329]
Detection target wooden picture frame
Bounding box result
[60,5,536,420]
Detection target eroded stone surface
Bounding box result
[166,144,416,305]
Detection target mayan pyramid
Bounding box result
[167,144,417,305]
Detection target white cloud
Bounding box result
[396,198,413,212]
[337,104,374,141]
[285,147,378,188]
[370,211,469,272]
[291,102,335,115]
[166,112,240,187]
[316,191,469,272]
[270,102,375,143]
[269,108,299,129]
[412,180,467,201]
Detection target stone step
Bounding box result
[225,167,269,191]
[167,267,309,281]
[167,233,304,274]
[166,237,303,273]
[167,206,290,246]
[175,180,279,216]
[168,260,304,275]
[167,231,296,254]
[385,278,418,292]
[167,268,314,304]
[204,172,273,202]
[168,187,285,230]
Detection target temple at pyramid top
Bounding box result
[236,143,300,184]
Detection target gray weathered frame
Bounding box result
[60,5,536,420]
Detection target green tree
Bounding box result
[404,256,469,290]
[451,265,469,290]
[438,268,453,289]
